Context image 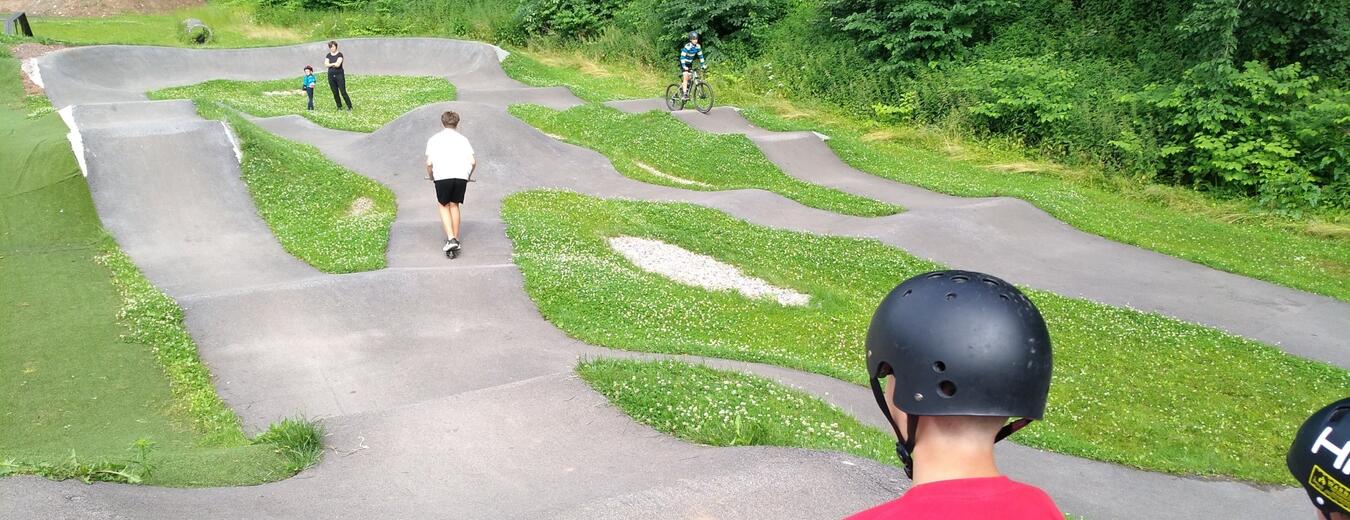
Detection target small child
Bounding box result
[302,66,317,111]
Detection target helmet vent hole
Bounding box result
[927,273,943,279]
[902,289,912,297]
[937,381,957,398]
[951,275,968,283]
[932,361,946,373]
[999,294,1010,301]
[982,278,998,286]
[945,292,957,301]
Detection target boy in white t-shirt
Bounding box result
[425,110,476,254]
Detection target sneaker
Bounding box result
[448,238,461,251]
[443,239,454,252]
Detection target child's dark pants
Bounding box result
[304,86,314,110]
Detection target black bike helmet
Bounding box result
[1288,397,1350,517]
[865,270,1053,477]
[689,31,699,40]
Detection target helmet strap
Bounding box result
[995,417,1033,443]
[870,376,917,479]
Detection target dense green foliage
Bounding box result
[516,0,625,38]
[823,0,1011,66]
[231,0,1350,210]
[504,189,1349,483]
[578,359,897,465]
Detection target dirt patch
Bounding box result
[348,196,375,217]
[988,162,1045,174]
[10,42,68,95]
[0,0,202,17]
[861,129,900,143]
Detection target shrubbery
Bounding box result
[242,0,1349,210]
[823,0,1011,67]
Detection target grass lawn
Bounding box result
[29,5,308,48]
[206,104,396,273]
[0,48,320,486]
[510,103,902,217]
[150,75,455,133]
[501,46,1350,303]
[503,189,1350,485]
[578,359,896,465]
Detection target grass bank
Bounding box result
[150,75,456,133]
[578,359,896,464]
[501,46,1350,303]
[217,105,395,273]
[510,103,901,217]
[0,47,321,486]
[503,189,1350,485]
[28,5,307,48]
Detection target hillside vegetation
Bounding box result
[241,0,1348,217]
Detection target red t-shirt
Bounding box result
[846,476,1063,520]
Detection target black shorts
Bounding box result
[434,178,468,205]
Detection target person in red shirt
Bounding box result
[1288,397,1350,520]
[849,270,1063,519]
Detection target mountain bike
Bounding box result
[665,69,714,114]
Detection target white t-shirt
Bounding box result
[425,128,475,181]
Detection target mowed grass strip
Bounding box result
[733,109,1350,304]
[0,47,320,486]
[502,189,1350,484]
[151,75,455,133]
[578,359,896,464]
[500,46,1350,303]
[203,106,396,273]
[510,104,901,217]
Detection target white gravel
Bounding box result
[608,236,810,306]
[634,161,711,188]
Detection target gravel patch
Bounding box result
[608,236,810,306]
[634,161,711,188]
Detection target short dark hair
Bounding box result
[304,65,313,72]
[441,111,460,128]
[328,40,338,49]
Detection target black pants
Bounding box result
[304,86,314,110]
[328,73,352,109]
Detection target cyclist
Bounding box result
[679,31,706,100]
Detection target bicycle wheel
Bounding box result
[665,84,686,111]
[692,81,714,114]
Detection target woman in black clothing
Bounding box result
[325,41,353,111]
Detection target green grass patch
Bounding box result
[1,46,321,486]
[181,103,395,273]
[503,189,1350,484]
[500,46,1350,303]
[150,75,456,133]
[30,5,308,48]
[501,51,663,103]
[578,358,896,464]
[738,107,1350,303]
[510,104,901,217]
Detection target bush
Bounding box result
[1123,60,1350,211]
[516,0,625,39]
[822,0,1013,67]
[947,56,1079,145]
[654,0,790,54]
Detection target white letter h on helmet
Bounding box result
[1313,426,1350,474]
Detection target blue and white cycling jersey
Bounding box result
[679,42,706,71]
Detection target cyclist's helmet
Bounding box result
[865,270,1053,478]
[1288,397,1350,517]
[689,31,699,41]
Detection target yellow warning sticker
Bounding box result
[1310,465,1350,511]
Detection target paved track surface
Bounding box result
[1,39,1326,519]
